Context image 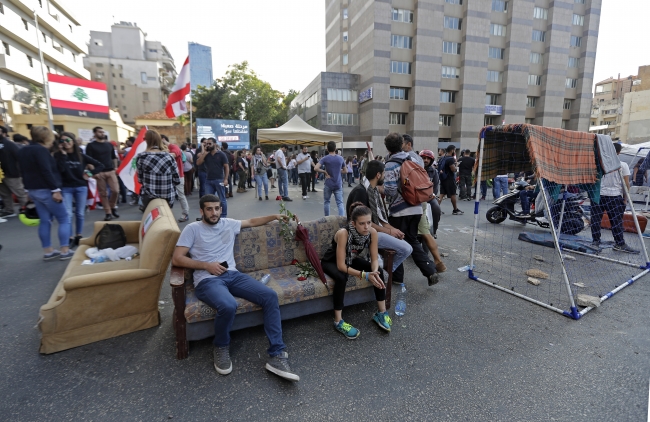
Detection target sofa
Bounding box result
[38,199,181,354]
[170,216,395,359]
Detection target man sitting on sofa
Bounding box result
[172,194,300,381]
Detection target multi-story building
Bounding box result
[308,0,601,154]
[84,22,176,124]
[188,42,213,92]
[0,0,89,128]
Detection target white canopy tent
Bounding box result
[257,115,343,147]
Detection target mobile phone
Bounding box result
[219,261,229,269]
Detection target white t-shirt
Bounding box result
[176,219,242,286]
[600,161,630,197]
[287,158,296,170]
[275,149,286,169]
[296,152,312,173]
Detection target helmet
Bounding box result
[19,204,40,227]
[419,149,435,160]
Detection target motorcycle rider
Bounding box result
[518,174,537,218]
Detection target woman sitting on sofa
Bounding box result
[320,202,391,339]
[136,130,180,211]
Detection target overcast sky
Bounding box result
[64,0,649,95]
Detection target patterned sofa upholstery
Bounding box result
[170,216,394,359]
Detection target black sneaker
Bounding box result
[265,351,299,381]
[428,273,439,286]
[111,208,120,218]
[613,243,640,254]
[282,197,293,202]
[213,346,232,375]
[265,196,269,200]
[452,209,464,215]
[103,214,112,221]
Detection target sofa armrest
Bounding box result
[170,265,185,287]
[380,249,396,309]
[80,221,141,246]
[62,269,158,292]
[170,265,189,359]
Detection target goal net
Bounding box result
[467,125,650,319]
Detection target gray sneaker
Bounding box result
[265,351,299,381]
[613,243,640,254]
[213,346,232,375]
[428,273,439,286]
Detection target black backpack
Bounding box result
[95,224,127,250]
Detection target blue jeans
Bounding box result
[198,171,207,198]
[29,189,71,249]
[194,271,286,356]
[277,168,289,198]
[62,186,87,238]
[255,173,269,197]
[205,179,228,217]
[323,184,344,216]
[519,190,537,214]
[493,176,509,199]
[376,232,412,282]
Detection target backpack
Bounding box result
[386,156,434,205]
[438,157,450,181]
[95,224,127,250]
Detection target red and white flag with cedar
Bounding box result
[117,127,147,194]
[165,56,190,117]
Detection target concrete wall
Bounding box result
[621,90,650,144]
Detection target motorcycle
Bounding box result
[485,179,587,235]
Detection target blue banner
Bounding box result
[484,105,503,115]
[196,119,250,150]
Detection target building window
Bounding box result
[2,42,9,56]
[570,36,582,47]
[143,93,149,101]
[486,94,500,105]
[123,114,127,118]
[532,30,546,42]
[72,54,76,62]
[484,116,496,126]
[487,71,502,82]
[561,120,568,129]
[566,78,578,88]
[22,19,28,30]
[491,0,508,12]
[390,61,412,74]
[96,63,103,67]
[443,41,461,55]
[445,0,462,4]
[533,7,548,20]
[343,31,348,42]
[328,88,358,101]
[439,115,453,127]
[390,87,409,100]
[575,0,585,3]
[342,8,348,19]
[27,55,33,67]
[327,113,357,125]
[342,54,348,65]
[530,52,542,64]
[563,100,572,110]
[122,106,127,110]
[488,47,504,59]
[528,75,542,86]
[391,35,413,49]
[389,113,407,125]
[526,96,537,107]
[392,8,413,23]
[69,24,72,33]
[440,91,456,103]
[490,24,506,37]
[525,118,535,124]
[442,66,460,79]
[93,39,103,46]
[113,85,116,90]
[148,49,158,53]
[444,17,462,30]
[568,57,580,68]
[572,14,584,26]
[121,85,125,91]
[46,65,50,73]
[95,71,104,78]
[141,72,147,83]
[0,3,3,13]
[121,94,125,98]
[42,32,47,43]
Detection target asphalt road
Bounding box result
[0,181,649,421]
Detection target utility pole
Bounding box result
[33,10,54,130]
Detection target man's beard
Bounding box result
[377,178,384,186]
[202,214,220,225]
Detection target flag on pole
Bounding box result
[165,56,190,118]
[117,127,147,194]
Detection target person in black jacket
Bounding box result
[54,132,104,247]
[0,125,29,217]
[18,126,72,261]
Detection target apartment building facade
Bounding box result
[0,0,89,128]
[84,22,176,124]
[321,0,600,154]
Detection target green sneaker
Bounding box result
[334,319,360,339]
[372,311,392,332]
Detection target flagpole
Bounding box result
[188,44,192,145]
[33,10,54,130]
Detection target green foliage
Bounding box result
[28,84,46,114]
[278,202,295,244]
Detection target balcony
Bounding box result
[0,53,43,85]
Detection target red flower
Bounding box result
[297,276,307,281]
[291,259,299,265]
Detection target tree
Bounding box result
[28,84,46,114]
[193,82,239,121]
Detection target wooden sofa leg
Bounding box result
[171,267,189,359]
[383,250,395,310]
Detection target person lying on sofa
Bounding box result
[172,194,300,381]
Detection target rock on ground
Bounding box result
[577,294,601,308]
[526,269,549,279]
[527,277,541,286]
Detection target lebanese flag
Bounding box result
[117,127,147,194]
[165,56,190,118]
[48,74,109,114]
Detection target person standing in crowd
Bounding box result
[268,155,277,189]
[161,135,190,222]
[275,145,292,201]
[321,203,390,339]
[457,149,475,201]
[235,150,248,193]
[310,150,319,191]
[18,126,72,260]
[352,155,359,181]
[345,156,354,187]
[246,150,254,189]
[221,142,235,198]
[383,133,438,286]
[196,138,229,217]
[296,145,313,200]
[85,126,120,221]
[314,141,347,216]
[252,146,270,201]
[136,130,180,210]
[420,150,442,238]
[0,125,29,217]
[196,138,208,198]
[181,144,194,196]
[438,145,463,215]
[54,132,104,248]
